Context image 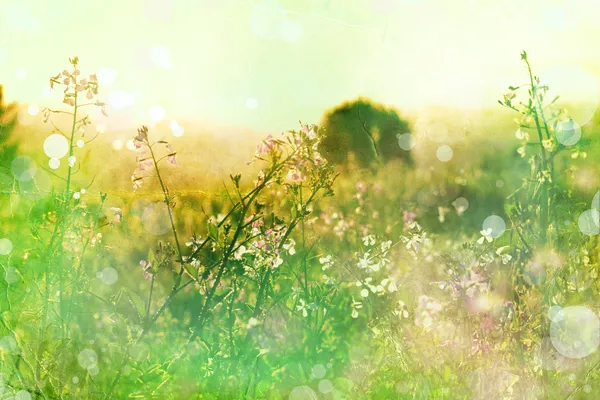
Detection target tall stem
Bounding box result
[524,57,548,244]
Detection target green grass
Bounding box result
[1,54,600,400]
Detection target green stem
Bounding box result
[524,57,549,244]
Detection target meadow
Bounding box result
[1,52,600,400]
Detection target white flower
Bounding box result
[380,240,392,252]
[515,129,528,140]
[477,228,493,244]
[319,255,334,271]
[350,297,363,319]
[234,245,247,260]
[283,239,296,255]
[296,299,309,317]
[247,317,260,329]
[271,256,283,269]
[362,234,376,246]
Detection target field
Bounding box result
[1,51,600,400]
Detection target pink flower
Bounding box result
[356,180,367,193]
[86,90,93,99]
[167,155,177,166]
[138,159,153,172]
[132,175,143,191]
[403,211,416,228]
[140,260,153,280]
[110,207,123,223]
[286,168,305,183]
[256,135,275,156]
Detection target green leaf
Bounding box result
[126,289,146,323]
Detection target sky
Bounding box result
[1,0,600,133]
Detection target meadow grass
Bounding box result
[0,53,600,399]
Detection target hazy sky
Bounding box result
[1,0,600,133]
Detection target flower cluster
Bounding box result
[47,56,106,113]
[131,126,177,191]
[139,260,154,280]
[249,123,332,191]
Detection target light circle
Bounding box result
[44,134,69,159]
[436,145,453,162]
[482,215,506,238]
[550,306,600,359]
[555,119,581,146]
[396,133,415,151]
[0,239,13,255]
[78,349,98,369]
[578,209,600,236]
[288,385,318,400]
[100,267,118,285]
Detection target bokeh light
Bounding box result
[482,215,506,238]
[149,105,166,121]
[578,209,600,236]
[0,239,13,255]
[11,156,37,182]
[43,134,69,159]
[550,306,600,359]
[397,133,415,150]
[436,145,453,162]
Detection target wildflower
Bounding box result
[132,175,143,191]
[140,260,153,280]
[282,239,296,255]
[138,158,153,172]
[110,207,123,223]
[362,234,375,246]
[356,252,371,270]
[356,180,367,194]
[350,297,363,318]
[477,228,493,244]
[167,154,177,166]
[380,278,398,292]
[403,210,416,230]
[234,245,247,260]
[393,300,409,318]
[496,246,512,264]
[296,299,309,317]
[380,240,392,252]
[286,168,305,183]
[135,126,148,143]
[515,128,528,140]
[271,255,283,269]
[247,317,260,329]
[319,255,334,271]
[255,135,275,157]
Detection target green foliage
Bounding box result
[320,97,412,169]
[0,85,18,174]
[2,53,600,400]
